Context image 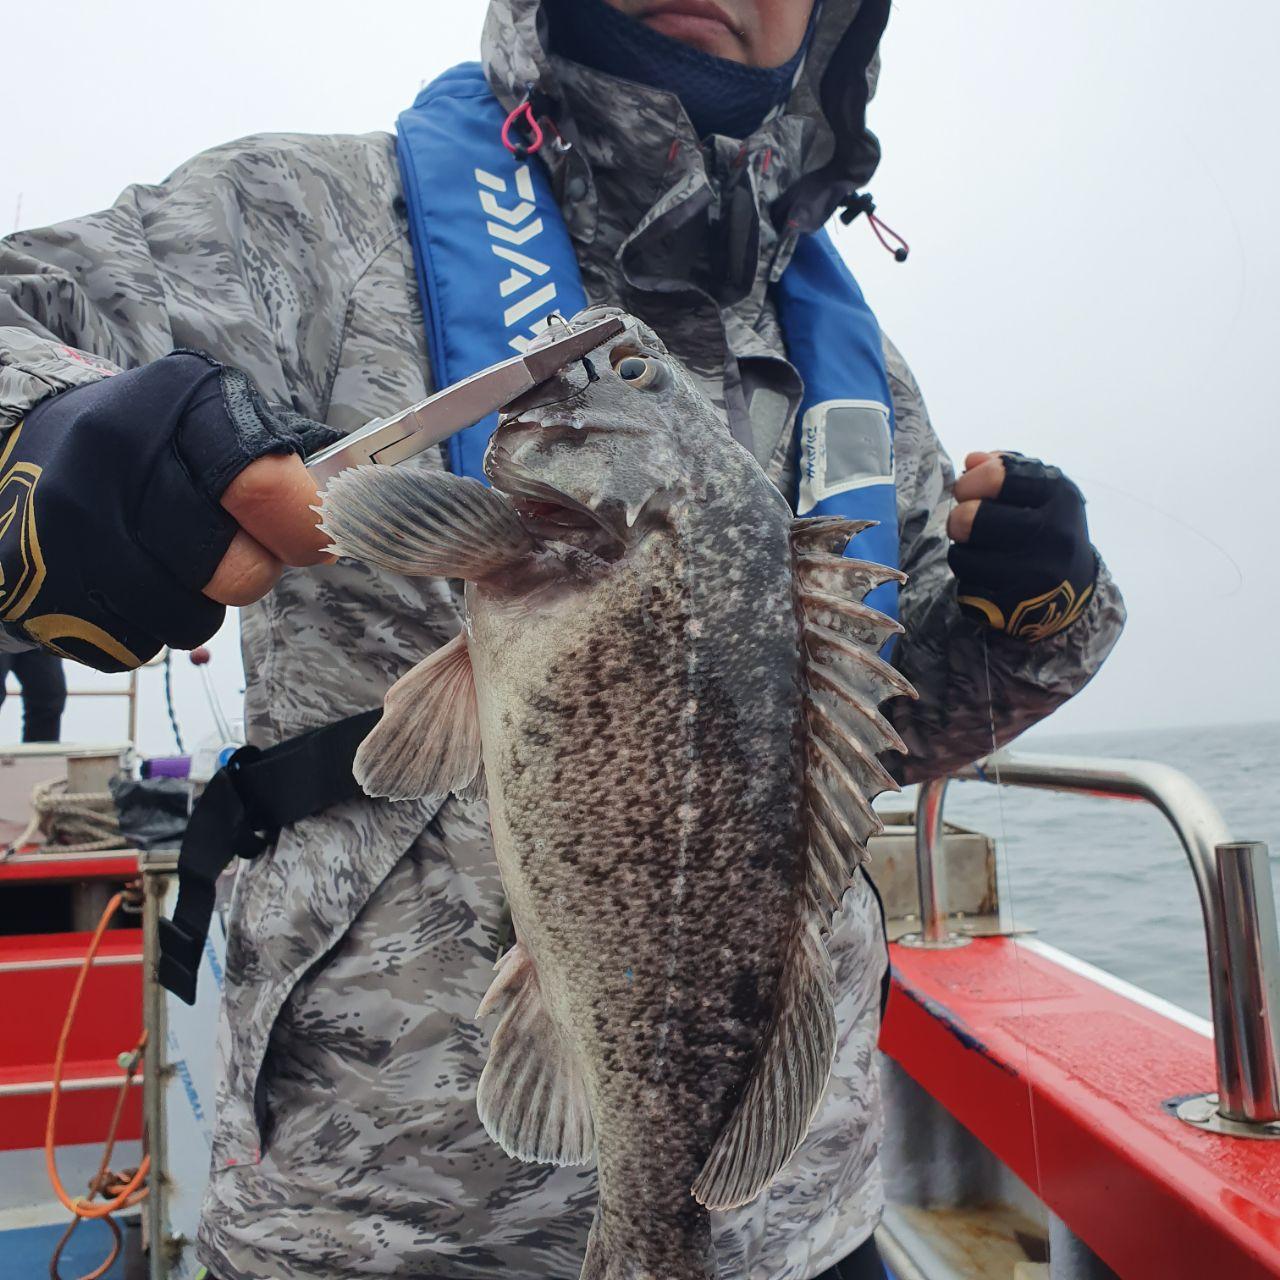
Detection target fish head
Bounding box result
[485,307,721,556]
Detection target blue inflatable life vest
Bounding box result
[396,64,900,625]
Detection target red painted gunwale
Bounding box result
[0,850,139,884]
[881,936,1280,1279]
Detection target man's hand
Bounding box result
[207,453,333,606]
[946,451,1098,643]
[0,351,338,672]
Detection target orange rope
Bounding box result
[48,1214,121,1280]
[49,1024,149,1278]
[45,890,151,1225]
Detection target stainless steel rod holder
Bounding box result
[916,777,950,943]
[899,777,971,949]
[1215,842,1280,1123]
[939,753,1280,1135]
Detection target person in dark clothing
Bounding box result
[0,650,66,742]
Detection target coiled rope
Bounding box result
[6,779,125,856]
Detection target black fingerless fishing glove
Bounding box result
[0,351,339,672]
[947,454,1098,643]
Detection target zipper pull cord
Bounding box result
[501,91,545,161]
[841,193,910,262]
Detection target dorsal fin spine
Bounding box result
[807,699,901,795]
[799,588,906,639]
[795,550,908,591]
[807,773,865,850]
[806,673,908,755]
[789,515,876,554]
[810,737,883,836]
[804,622,918,701]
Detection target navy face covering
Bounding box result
[544,0,817,141]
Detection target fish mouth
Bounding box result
[486,444,628,556]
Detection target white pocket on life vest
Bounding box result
[796,398,893,517]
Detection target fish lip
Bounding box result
[485,444,628,549]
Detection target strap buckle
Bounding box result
[157,748,276,1004]
[152,709,381,1004]
[156,918,205,1007]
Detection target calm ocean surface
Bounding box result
[886,720,1280,1020]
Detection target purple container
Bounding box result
[143,755,192,779]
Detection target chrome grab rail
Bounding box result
[901,777,972,949]
[910,752,1280,1134]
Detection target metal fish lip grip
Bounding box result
[306,316,623,484]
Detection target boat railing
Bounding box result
[5,669,141,745]
[904,752,1280,1137]
[2,647,177,749]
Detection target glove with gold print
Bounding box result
[0,352,339,672]
[946,451,1098,643]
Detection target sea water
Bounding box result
[891,720,1280,1020]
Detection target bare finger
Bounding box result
[947,499,983,544]
[953,455,1007,503]
[220,454,334,567]
[203,529,284,606]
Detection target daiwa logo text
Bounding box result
[474,165,560,353]
[802,416,819,484]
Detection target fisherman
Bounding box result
[0,1,1124,1277]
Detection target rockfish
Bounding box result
[319,310,912,1279]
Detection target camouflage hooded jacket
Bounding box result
[0,0,1124,1276]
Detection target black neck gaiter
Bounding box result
[543,0,816,141]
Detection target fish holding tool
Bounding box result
[306,315,624,484]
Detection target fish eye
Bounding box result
[616,355,667,390]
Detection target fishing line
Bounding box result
[499,369,594,419]
[502,314,600,415]
[1072,470,1245,598]
[981,634,1048,1208]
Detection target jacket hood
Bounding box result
[481,0,890,235]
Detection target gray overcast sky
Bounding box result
[2,0,1276,755]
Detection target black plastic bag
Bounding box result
[110,776,194,850]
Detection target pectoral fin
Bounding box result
[355,631,482,801]
[476,943,596,1167]
[319,464,535,579]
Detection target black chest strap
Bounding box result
[157,709,380,1004]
